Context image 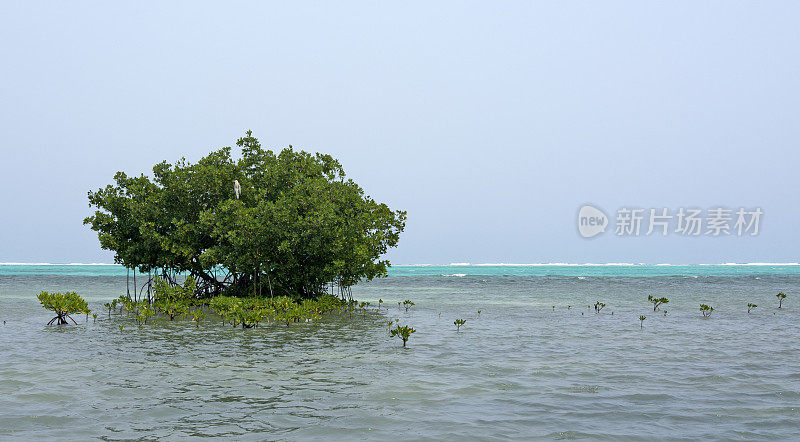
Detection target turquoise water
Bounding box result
[2,262,800,277]
[1,264,799,439]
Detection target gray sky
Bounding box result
[1,1,798,264]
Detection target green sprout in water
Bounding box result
[92,313,98,323]
[747,303,757,313]
[777,292,786,309]
[663,310,668,317]
[700,304,714,318]
[378,299,383,309]
[648,295,669,312]
[477,310,482,316]
[402,300,415,312]
[594,301,606,314]
[191,310,206,327]
[137,304,155,325]
[639,315,646,329]
[38,291,88,325]
[454,318,466,331]
[153,276,194,321]
[390,325,416,347]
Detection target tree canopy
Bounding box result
[84,132,406,299]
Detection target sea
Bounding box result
[1,263,799,440]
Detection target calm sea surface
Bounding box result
[1,264,799,440]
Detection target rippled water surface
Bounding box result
[1,265,799,440]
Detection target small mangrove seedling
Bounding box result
[119,325,124,332]
[567,305,571,310]
[38,291,88,325]
[663,310,668,317]
[639,315,646,329]
[92,313,98,323]
[594,301,606,314]
[191,310,206,327]
[390,325,416,347]
[402,300,415,312]
[454,318,466,331]
[104,302,112,317]
[378,299,383,309]
[747,303,757,313]
[648,295,669,312]
[777,292,786,308]
[552,306,555,311]
[137,305,155,325]
[700,304,714,318]
[438,312,442,318]
[477,310,482,316]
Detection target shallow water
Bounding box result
[1,266,799,440]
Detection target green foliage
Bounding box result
[747,303,757,313]
[137,304,155,325]
[38,291,88,325]
[648,295,669,311]
[638,315,646,328]
[777,292,786,308]
[84,131,406,299]
[454,318,466,331]
[700,304,714,318]
[209,294,344,328]
[190,310,206,327]
[153,276,196,320]
[402,300,415,312]
[390,324,416,347]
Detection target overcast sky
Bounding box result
[1,1,798,264]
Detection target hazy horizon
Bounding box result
[1,2,798,265]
